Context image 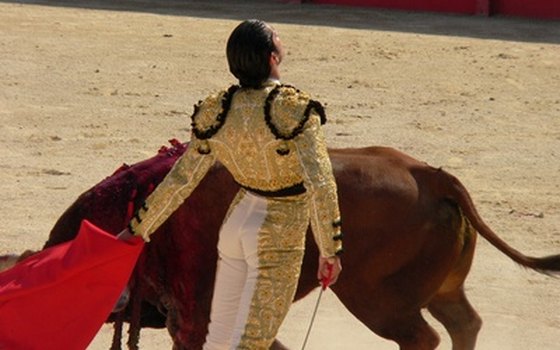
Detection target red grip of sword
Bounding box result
[321,263,334,290]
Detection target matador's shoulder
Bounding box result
[265,84,327,140]
[190,85,240,140]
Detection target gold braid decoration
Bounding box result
[264,85,326,140]
[191,85,240,140]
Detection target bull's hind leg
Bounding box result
[270,339,290,349]
[334,285,440,349]
[376,311,440,350]
[427,212,481,350]
[427,288,482,350]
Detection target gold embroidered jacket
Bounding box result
[129,82,343,257]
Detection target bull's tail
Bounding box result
[438,168,560,276]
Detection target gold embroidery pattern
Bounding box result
[266,85,311,139]
[294,115,342,257]
[237,195,309,349]
[129,136,216,240]
[130,83,342,256]
[208,85,305,191]
[206,85,341,257]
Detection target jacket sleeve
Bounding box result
[293,113,343,258]
[128,135,216,241]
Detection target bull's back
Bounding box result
[297,147,469,302]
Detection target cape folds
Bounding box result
[0,220,144,350]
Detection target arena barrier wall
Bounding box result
[307,0,560,19]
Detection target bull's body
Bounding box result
[44,142,560,350]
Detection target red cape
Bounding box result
[0,220,144,350]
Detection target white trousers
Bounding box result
[203,190,307,350]
[203,191,267,350]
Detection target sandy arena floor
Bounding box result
[1,0,559,349]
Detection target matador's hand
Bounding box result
[317,255,342,288]
[117,228,135,241]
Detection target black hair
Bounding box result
[226,19,276,89]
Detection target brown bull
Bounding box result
[0,255,20,273]
[34,141,560,349]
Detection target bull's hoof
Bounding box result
[112,286,130,313]
[270,339,290,350]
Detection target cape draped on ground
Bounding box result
[0,220,144,350]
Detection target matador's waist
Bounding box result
[238,182,306,198]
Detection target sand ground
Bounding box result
[0,0,559,349]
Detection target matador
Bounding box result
[127,19,344,350]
